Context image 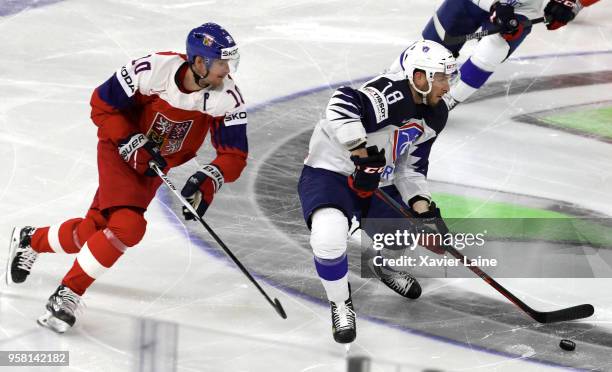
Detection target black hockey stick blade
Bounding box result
[443,17,545,45]
[274,298,287,319]
[534,304,595,323]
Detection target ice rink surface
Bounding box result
[1,0,612,371]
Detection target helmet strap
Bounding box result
[409,76,433,105]
[190,57,211,87]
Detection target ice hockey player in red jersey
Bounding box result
[6,22,248,333]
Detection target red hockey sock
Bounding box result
[31,209,108,254]
[31,218,83,253]
[62,229,125,295]
[30,227,53,253]
[61,208,146,295]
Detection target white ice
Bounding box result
[1,1,612,371]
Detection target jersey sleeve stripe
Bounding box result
[331,102,360,115]
[328,107,360,121]
[211,120,248,154]
[96,74,135,110]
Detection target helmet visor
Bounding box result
[443,60,459,86]
[447,69,460,86]
[220,45,240,73]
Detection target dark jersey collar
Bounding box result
[174,62,192,94]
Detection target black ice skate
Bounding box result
[380,271,422,299]
[6,226,38,284]
[38,285,81,333]
[330,290,356,344]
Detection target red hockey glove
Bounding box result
[180,164,224,220]
[544,0,577,30]
[348,146,386,198]
[118,133,167,177]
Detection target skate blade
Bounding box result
[5,227,19,286]
[37,311,71,334]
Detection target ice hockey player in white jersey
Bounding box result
[297,40,457,344]
[420,0,600,109]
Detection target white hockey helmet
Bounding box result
[398,40,458,99]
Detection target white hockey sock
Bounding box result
[320,274,350,304]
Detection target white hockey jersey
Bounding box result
[304,70,449,203]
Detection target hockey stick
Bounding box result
[443,17,545,45]
[374,189,594,323]
[150,162,287,319]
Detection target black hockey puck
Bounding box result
[559,339,576,351]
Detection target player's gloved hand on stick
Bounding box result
[118,133,167,177]
[348,146,386,198]
[544,0,577,30]
[415,201,449,235]
[412,199,449,254]
[180,164,224,220]
[489,1,523,41]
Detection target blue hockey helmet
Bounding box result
[186,23,240,72]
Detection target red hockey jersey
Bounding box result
[90,52,248,182]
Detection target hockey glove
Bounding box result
[414,201,449,255]
[348,146,386,198]
[544,0,577,30]
[180,164,224,220]
[118,133,167,177]
[490,1,523,41]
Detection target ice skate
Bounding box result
[330,290,356,344]
[37,285,81,334]
[380,271,422,299]
[6,226,38,285]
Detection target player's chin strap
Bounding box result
[190,56,212,86]
[409,78,433,105]
[190,64,209,86]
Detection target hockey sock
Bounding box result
[314,254,350,303]
[31,218,86,254]
[61,207,146,295]
[31,209,109,254]
[61,228,125,295]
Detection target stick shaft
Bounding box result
[443,17,545,45]
[151,163,287,319]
